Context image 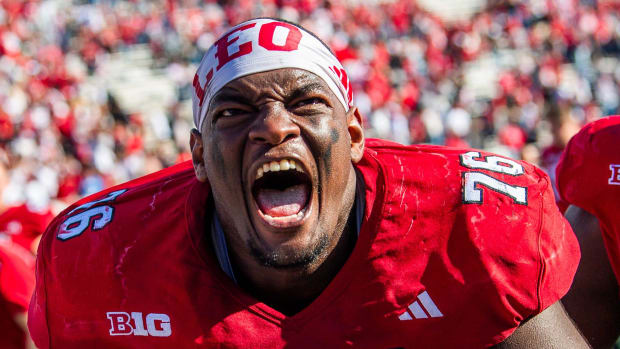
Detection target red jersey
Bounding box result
[556,115,620,289]
[0,204,54,252]
[29,139,579,348]
[0,239,36,349]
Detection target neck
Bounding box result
[237,210,357,315]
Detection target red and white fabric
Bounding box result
[192,18,353,131]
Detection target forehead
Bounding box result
[213,68,334,100]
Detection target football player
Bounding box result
[557,115,620,348]
[29,18,587,348]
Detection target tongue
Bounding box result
[256,184,309,217]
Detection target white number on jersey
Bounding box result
[57,189,127,241]
[460,151,524,175]
[460,152,528,205]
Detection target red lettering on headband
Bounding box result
[331,66,353,105]
[196,20,351,112]
[258,21,302,51]
[214,23,256,70]
[193,69,213,107]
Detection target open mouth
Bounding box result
[252,159,312,227]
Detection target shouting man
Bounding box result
[29,18,587,348]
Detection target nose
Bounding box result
[248,105,300,145]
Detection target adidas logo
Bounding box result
[398,291,443,320]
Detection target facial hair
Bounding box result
[248,230,330,269]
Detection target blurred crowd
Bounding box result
[0,0,620,347]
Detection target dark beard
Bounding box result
[248,231,330,269]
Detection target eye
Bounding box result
[292,97,327,109]
[215,108,248,119]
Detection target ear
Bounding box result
[190,129,208,182]
[347,107,365,163]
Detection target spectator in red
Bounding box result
[0,238,36,349]
[540,103,581,212]
[0,204,54,254]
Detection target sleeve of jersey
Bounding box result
[474,166,580,346]
[476,168,580,341]
[535,175,581,312]
[27,222,54,349]
[556,128,593,210]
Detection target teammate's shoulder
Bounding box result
[557,115,620,209]
[564,115,620,156]
[583,115,620,135]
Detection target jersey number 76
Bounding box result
[57,189,128,241]
[459,152,528,205]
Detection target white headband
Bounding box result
[192,18,352,131]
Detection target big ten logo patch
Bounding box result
[609,164,620,185]
[107,312,171,337]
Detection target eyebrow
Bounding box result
[209,88,254,108]
[286,82,330,103]
[209,81,330,110]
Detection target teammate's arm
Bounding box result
[562,205,620,349]
[492,301,589,349]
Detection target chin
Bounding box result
[248,230,329,270]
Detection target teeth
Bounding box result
[256,159,304,180]
[270,162,280,172]
[262,207,307,224]
[280,159,290,171]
